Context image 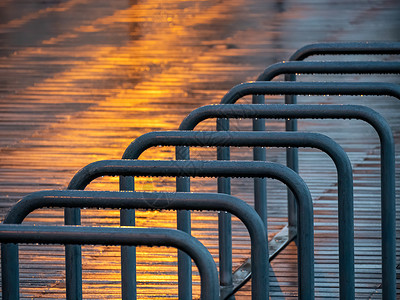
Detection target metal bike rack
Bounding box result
[252,61,400,299]
[62,159,314,299]
[1,189,267,300]
[257,61,400,81]
[3,42,398,300]
[289,42,400,61]
[121,130,353,298]
[214,69,400,299]
[254,61,400,212]
[286,43,400,299]
[0,223,219,300]
[178,102,395,299]
[253,60,400,224]
[219,81,399,300]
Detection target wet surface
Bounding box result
[0,0,400,298]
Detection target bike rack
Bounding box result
[226,57,400,300]
[219,81,399,300]
[0,223,219,300]
[64,159,314,299]
[121,130,353,298]
[254,62,400,296]
[4,159,313,299]
[116,58,399,300]
[289,42,400,61]
[2,42,398,299]
[179,103,395,299]
[286,43,400,300]
[1,189,268,300]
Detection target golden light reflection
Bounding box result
[0,0,296,298]
[1,0,259,296]
[1,0,398,297]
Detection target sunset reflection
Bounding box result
[1,0,399,298]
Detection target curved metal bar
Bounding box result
[181,103,396,300]
[2,190,267,300]
[123,130,354,298]
[220,81,400,104]
[286,44,400,300]
[219,81,399,300]
[255,61,400,271]
[1,161,315,299]
[3,160,313,299]
[67,159,314,299]
[256,61,400,81]
[289,42,400,61]
[233,63,400,300]
[0,224,219,300]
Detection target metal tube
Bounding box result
[220,81,400,104]
[252,95,267,229]
[2,190,268,299]
[0,224,219,300]
[252,61,400,300]
[64,207,81,299]
[124,130,354,298]
[64,160,314,299]
[289,42,400,61]
[220,80,400,300]
[215,118,233,295]
[256,61,400,82]
[240,61,400,265]
[180,103,396,300]
[287,46,400,300]
[253,62,400,259]
[119,176,136,300]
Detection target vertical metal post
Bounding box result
[176,146,192,300]
[286,42,400,300]
[216,118,234,297]
[64,208,82,300]
[120,176,136,300]
[284,74,298,230]
[380,128,396,300]
[252,95,268,228]
[1,244,19,299]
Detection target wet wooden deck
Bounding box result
[0,0,400,298]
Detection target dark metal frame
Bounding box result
[3,42,398,300]
[0,223,219,300]
[286,43,400,299]
[219,81,399,300]
[4,160,313,299]
[229,59,400,299]
[68,159,314,299]
[120,130,353,298]
[179,103,395,299]
[1,190,268,299]
[253,60,400,255]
